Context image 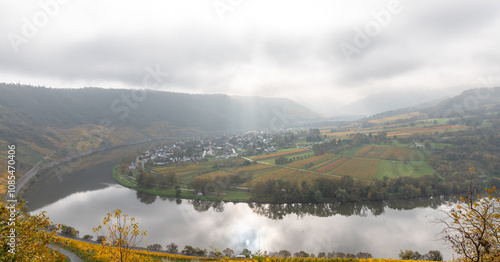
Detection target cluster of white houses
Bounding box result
[130,131,278,168]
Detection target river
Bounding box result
[23,144,456,260]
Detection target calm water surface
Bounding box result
[24,145,455,259]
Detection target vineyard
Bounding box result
[285,154,335,168]
[56,236,212,262]
[315,157,350,173]
[55,236,432,262]
[195,170,234,180]
[209,258,430,262]
[234,164,276,172]
[307,155,341,170]
[379,147,417,161]
[331,158,379,180]
[431,124,465,130]
[354,145,418,161]
[241,168,302,187]
[251,148,309,160]
[368,111,426,124]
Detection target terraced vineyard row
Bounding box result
[285,153,335,168]
[195,170,234,180]
[234,164,276,172]
[308,155,342,170]
[331,158,379,180]
[354,145,418,161]
[251,148,309,160]
[316,157,350,173]
[241,168,294,187]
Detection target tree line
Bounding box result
[249,173,473,204]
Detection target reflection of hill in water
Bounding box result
[136,193,457,220]
[23,143,155,210]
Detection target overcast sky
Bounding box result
[1,0,499,113]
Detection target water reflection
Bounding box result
[136,191,157,204]
[154,195,456,221]
[31,185,454,260]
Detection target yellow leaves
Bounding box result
[57,236,210,262]
[92,209,147,262]
[0,201,64,261]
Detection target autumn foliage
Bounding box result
[0,200,65,261]
[92,209,148,262]
[252,148,308,160]
[441,185,500,262]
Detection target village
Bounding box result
[129,131,285,169]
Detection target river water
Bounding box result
[23,144,456,260]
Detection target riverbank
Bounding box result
[112,166,251,202]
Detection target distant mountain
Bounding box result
[423,87,500,118]
[359,86,500,124]
[0,83,320,168]
[332,88,466,117]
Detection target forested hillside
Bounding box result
[0,83,319,196]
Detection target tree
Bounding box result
[278,250,291,258]
[335,252,346,258]
[137,172,155,188]
[83,234,93,240]
[166,242,178,253]
[439,186,500,262]
[92,209,147,262]
[423,250,443,261]
[0,201,65,261]
[147,244,162,251]
[241,248,252,258]
[399,250,442,261]
[97,235,106,244]
[166,172,177,185]
[222,248,235,257]
[209,246,223,257]
[399,249,422,260]
[60,224,79,237]
[294,251,310,257]
[357,252,373,258]
[182,245,196,255]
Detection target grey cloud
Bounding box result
[1,0,500,113]
[405,0,500,38]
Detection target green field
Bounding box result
[339,145,365,156]
[376,159,435,180]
